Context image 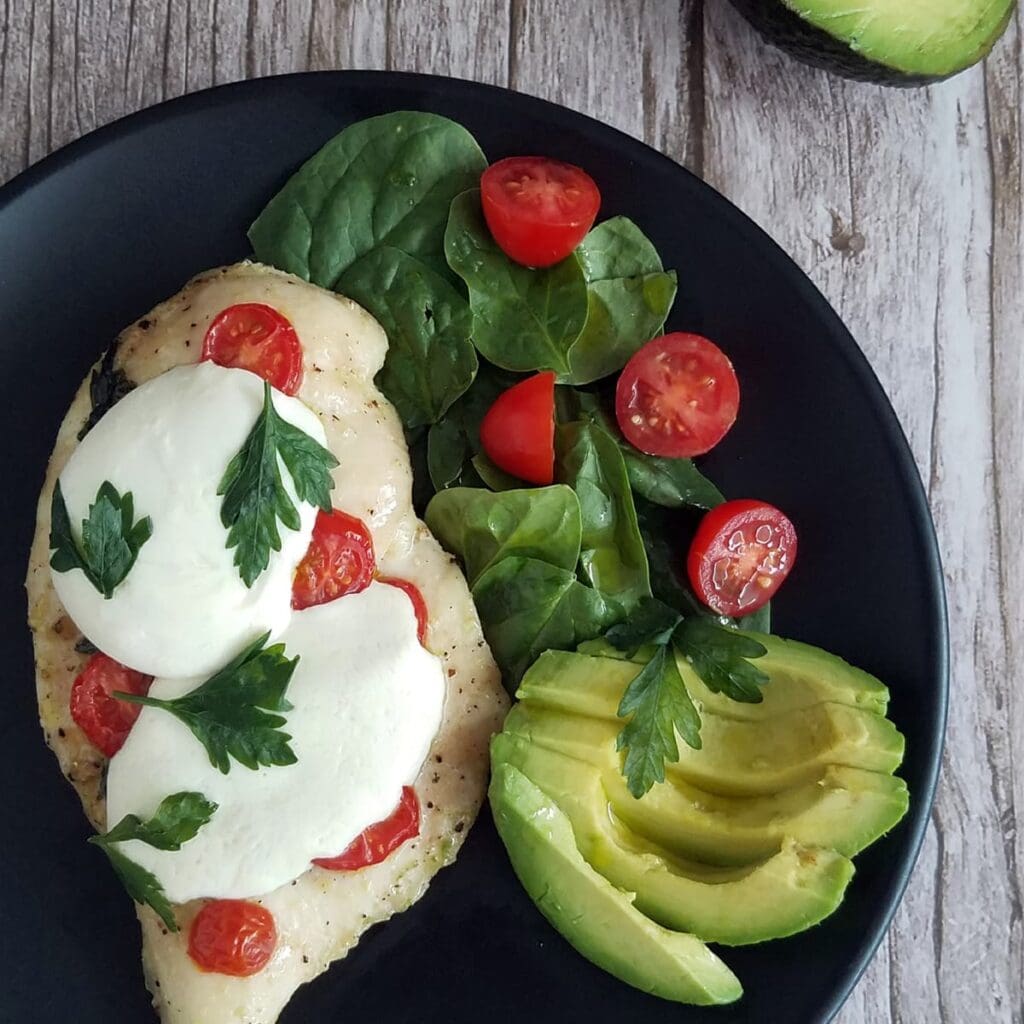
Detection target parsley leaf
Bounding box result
[616,645,701,798]
[604,597,770,797]
[49,480,153,599]
[674,617,770,703]
[89,791,217,932]
[218,381,338,587]
[116,633,299,773]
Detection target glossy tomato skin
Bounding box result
[377,577,429,647]
[481,157,600,268]
[188,900,277,977]
[201,303,303,395]
[69,653,152,757]
[616,332,740,458]
[480,372,556,485]
[687,499,798,617]
[312,787,420,871]
[292,508,376,610]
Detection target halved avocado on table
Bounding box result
[527,643,890,720]
[506,698,904,797]
[502,706,908,864]
[493,733,856,945]
[728,0,1014,85]
[488,762,743,1006]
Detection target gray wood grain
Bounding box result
[1,2,1020,1021]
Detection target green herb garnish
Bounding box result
[605,598,769,797]
[116,633,298,773]
[218,381,337,587]
[49,480,152,599]
[89,791,217,932]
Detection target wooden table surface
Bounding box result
[2,2,1021,1021]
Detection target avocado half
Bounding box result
[727,0,1015,85]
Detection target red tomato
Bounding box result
[480,372,556,485]
[481,157,601,267]
[687,499,798,617]
[312,787,421,871]
[377,577,429,647]
[201,303,303,395]
[188,900,277,977]
[69,653,152,758]
[615,332,740,458]
[292,509,376,610]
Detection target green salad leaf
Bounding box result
[117,633,299,773]
[470,453,522,491]
[555,422,651,614]
[50,480,153,599]
[78,345,135,440]
[472,556,615,689]
[89,792,217,931]
[337,246,477,428]
[425,485,582,586]
[566,218,677,384]
[445,189,589,376]
[218,382,337,587]
[249,111,486,286]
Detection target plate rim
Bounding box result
[0,68,950,1023]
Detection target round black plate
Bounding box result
[0,72,946,1024]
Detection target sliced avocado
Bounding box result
[728,0,1013,85]
[493,732,856,945]
[488,762,743,1006]
[534,642,890,719]
[503,704,909,864]
[507,696,904,797]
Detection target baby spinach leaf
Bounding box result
[560,389,723,510]
[338,246,477,429]
[555,422,651,614]
[471,453,522,491]
[472,556,616,689]
[426,362,520,492]
[425,485,583,586]
[78,344,135,440]
[564,218,677,384]
[249,112,486,286]
[445,190,589,375]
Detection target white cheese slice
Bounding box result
[52,361,323,678]
[105,581,446,903]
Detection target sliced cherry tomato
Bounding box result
[312,787,420,871]
[480,372,555,485]
[377,577,429,646]
[292,509,376,610]
[201,303,303,395]
[481,157,600,267]
[687,499,798,617]
[188,899,277,977]
[69,653,152,757]
[616,332,740,458]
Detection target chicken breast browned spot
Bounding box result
[25,262,509,1023]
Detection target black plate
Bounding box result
[0,72,946,1024]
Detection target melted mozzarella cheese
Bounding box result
[105,582,446,903]
[52,361,323,678]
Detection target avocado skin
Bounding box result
[488,762,743,1006]
[726,0,997,86]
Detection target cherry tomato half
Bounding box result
[615,332,740,458]
[70,653,152,757]
[188,899,277,977]
[480,372,555,485]
[687,499,798,617]
[292,509,376,610]
[377,577,429,647]
[481,157,601,268]
[312,787,421,872]
[201,303,303,395]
